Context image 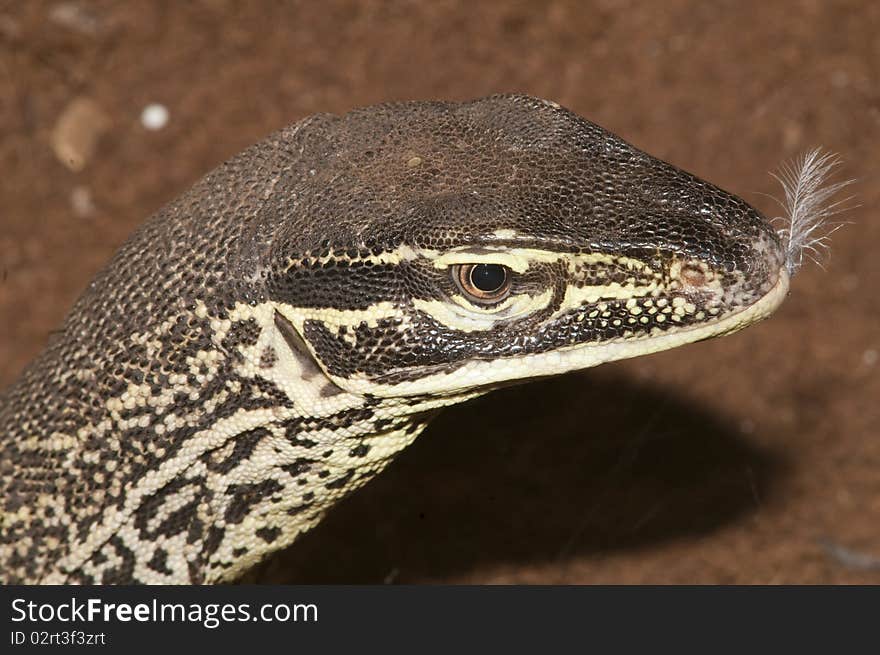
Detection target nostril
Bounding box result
[680,264,707,288]
[672,260,716,290]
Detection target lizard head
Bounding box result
[263,95,788,397]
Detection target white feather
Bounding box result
[770,148,855,275]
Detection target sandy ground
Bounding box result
[1,0,878,583]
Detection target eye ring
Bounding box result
[453,263,512,304]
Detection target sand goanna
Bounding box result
[0,95,844,583]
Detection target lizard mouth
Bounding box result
[532,265,790,372]
[646,264,788,344]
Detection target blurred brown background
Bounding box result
[1,0,878,583]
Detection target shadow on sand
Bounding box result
[253,367,787,583]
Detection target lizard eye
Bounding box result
[454,263,512,304]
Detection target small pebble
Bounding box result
[49,3,102,36]
[141,103,169,131]
[70,186,95,218]
[51,97,109,171]
[863,349,878,367]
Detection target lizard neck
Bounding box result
[1,299,467,583]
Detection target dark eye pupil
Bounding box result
[470,264,507,292]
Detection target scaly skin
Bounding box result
[0,95,787,583]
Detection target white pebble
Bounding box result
[70,185,95,218]
[863,349,878,367]
[141,103,169,130]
